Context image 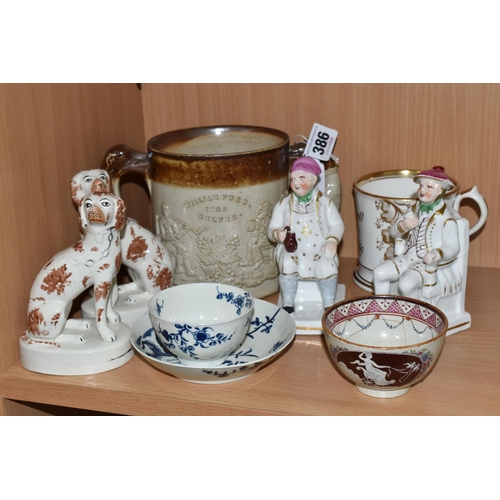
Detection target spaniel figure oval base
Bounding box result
[19,319,133,375]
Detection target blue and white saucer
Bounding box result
[130,299,296,384]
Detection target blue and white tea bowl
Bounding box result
[149,283,254,367]
[132,299,296,383]
[322,295,448,399]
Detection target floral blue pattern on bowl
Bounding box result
[149,283,254,366]
[215,286,253,315]
[153,286,253,359]
[132,299,296,384]
[155,322,243,360]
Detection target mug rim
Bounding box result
[147,125,290,158]
[353,169,460,200]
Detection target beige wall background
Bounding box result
[141,83,499,270]
[0,83,499,409]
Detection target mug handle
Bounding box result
[452,186,488,236]
[101,144,151,198]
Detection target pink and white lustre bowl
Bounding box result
[322,295,448,398]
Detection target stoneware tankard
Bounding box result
[353,169,488,292]
[103,125,290,298]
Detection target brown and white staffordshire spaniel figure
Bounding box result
[26,192,126,343]
[71,169,174,299]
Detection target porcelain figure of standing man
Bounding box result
[268,156,345,313]
[373,166,460,298]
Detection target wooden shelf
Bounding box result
[2,258,499,416]
[3,83,500,416]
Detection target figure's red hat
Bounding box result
[414,166,454,190]
[290,156,322,176]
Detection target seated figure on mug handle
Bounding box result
[372,166,471,334]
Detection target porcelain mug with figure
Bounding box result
[353,169,488,292]
[103,125,290,298]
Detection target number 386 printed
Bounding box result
[304,123,338,161]
[312,131,330,155]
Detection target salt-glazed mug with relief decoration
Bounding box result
[103,126,290,298]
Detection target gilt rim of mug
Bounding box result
[353,169,460,201]
[148,125,290,158]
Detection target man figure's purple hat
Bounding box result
[414,166,455,191]
[290,156,322,176]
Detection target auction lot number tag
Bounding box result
[303,123,338,162]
